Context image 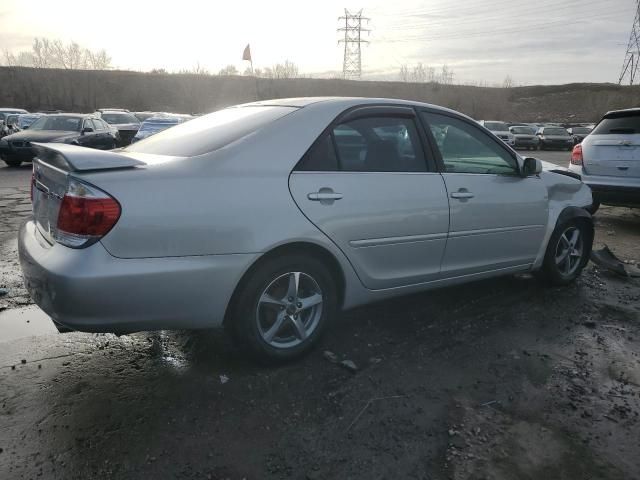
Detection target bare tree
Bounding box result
[218,64,238,76]
[503,75,514,88]
[411,63,427,82]
[272,60,299,79]
[440,64,454,85]
[399,64,410,82]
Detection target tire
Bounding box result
[3,158,22,167]
[587,200,600,215]
[227,254,337,363]
[538,219,591,286]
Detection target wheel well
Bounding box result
[223,242,346,327]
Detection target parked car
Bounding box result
[509,125,539,150]
[133,111,158,122]
[478,120,515,146]
[0,108,28,124]
[17,113,44,130]
[567,126,593,145]
[19,98,593,362]
[569,108,640,212]
[0,114,118,167]
[0,114,21,137]
[537,126,574,151]
[95,110,141,146]
[130,114,192,143]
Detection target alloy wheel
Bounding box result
[256,272,324,349]
[554,226,584,276]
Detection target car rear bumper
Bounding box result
[587,184,640,207]
[18,219,258,333]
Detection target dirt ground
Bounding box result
[1,160,639,480]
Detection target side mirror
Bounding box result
[82,127,94,134]
[522,157,542,176]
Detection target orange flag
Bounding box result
[242,44,251,62]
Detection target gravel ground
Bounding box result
[1,157,639,480]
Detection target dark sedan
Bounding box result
[567,126,593,145]
[537,126,574,151]
[0,114,118,167]
[96,110,141,146]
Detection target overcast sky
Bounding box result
[0,0,635,85]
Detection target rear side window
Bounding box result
[125,106,297,157]
[297,116,427,172]
[592,113,640,135]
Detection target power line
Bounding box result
[619,0,640,84]
[338,9,370,79]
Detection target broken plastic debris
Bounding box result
[591,246,640,278]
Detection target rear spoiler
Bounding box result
[32,143,144,172]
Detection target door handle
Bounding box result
[450,191,474,199]
[308,192,343,201]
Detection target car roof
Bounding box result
[235,96,472,120]
[45,113,96,119]
[603,108,640,118]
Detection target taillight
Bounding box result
[570,144,583,165]
[55,178,121,248]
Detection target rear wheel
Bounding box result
[3,158,22,167]
[228,254,337,363]
[538,220,591,285]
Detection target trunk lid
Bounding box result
[582,134,640,178]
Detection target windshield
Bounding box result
[484,122,509,132]
[101,112,140,124]
[543,128,569,136]
[29,116,82,132]
[125,106,297,156]
[511,127,535,134]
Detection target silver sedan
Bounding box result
[19,97,594,362]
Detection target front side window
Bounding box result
[423,112,518,175]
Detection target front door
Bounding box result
[421,111,548,278]
[289,107,450,290]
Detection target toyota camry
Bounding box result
[19,97,594,362]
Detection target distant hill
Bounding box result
[1,67,638,122]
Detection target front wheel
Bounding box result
[227,254,337,363]
[538,220,592,285]
[3,158,22,167]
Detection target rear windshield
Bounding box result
[101,113,140,125]
[572,127,591,134]
[592,114,640,135]
[511,127,535,134]
[483,122,509,131]
[543,128,569,136]
[30,116,82,131]
[125,106,297,156]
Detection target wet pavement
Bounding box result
[1,157,640,479]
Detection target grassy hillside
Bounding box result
[2,67,639,122]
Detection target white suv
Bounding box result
[569,108,640,212]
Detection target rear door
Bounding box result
[420,110,548,278]
[583,112,640,178]
[289,106,450,290]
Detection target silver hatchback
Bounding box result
[19,97,594,362]
[569,108,640,212]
